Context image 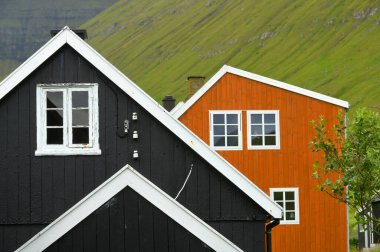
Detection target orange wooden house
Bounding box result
[172,65,350,252]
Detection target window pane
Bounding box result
[47,110,63,126]
[213,125,225,135]
[285,191,295,200]
[286,211,296,221]
[251,114,262,124]
[227,125,238,135]
[47,128,63,144]
[265,125,276,135]
[286,202,295,211]
[265,136,276,145]
[47,92,63,109]
[251,136,263,146]
[213,114,224,124]
[214,136,225,146]
[72,91,88,108]
[226,114,238,124]
[251,125,262,135]
[264,114,275,124]
[277,202,284,207]
[72,109,89,126]
[274,192,283,201]
[72,127,89,144]
[227,136,238,146]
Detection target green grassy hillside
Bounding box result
[81,0,380,110]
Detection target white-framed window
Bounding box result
[35,83,100,156]
[247,110,280,149]
[270,188,299,224]
[209,111,242,150]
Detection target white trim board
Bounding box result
[0,27,282,218]
[16,165,243,252]
[172,65,349,119]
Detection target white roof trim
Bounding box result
[170,101,184,114]
[16,165,243,252]
[0,27,282,218]
[172,65,349,119]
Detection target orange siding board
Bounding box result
[179,73,347,252]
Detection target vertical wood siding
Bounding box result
[45,188,214,252]
[0,46,266,251]
[179,73,348,252]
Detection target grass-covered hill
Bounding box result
[0,0,117,79]
[82,0,380,111]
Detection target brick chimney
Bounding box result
[187,76,205,98]
[162,96,176,111]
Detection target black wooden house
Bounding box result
[0,27,282,252]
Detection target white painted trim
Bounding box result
[35,83,100,156]
[247,110,280,150]
[170,101,184,115]
[16,165,242,252]
[270,188,300,225]
[209,110,242,151]
[172,65,349,119]
[0,27,282,218]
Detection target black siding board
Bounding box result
[95,201,110,252]
[109,192,125,252]
[18,80,31,223]
[124,188,140,251]
[53,159,65,219]
[64,157,76,209]
[0,99,7,223]
[82,214,97,252]
[6,89,19,223]
[41,157,54,222]
[138,191,155,252]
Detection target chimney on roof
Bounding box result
[162,96,176,111]
[50,29,88,40]
[187,76,205,98]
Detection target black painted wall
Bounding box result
[0,45,268,251]
[46,187,214,252]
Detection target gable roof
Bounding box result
[0,27,282,218]
[172,65,350,119]
[16,165,243,252]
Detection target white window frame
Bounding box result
[35,83,100,156]
[209,110,242,150]
[270,188,299,224]
[247,110,280,150]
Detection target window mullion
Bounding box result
[66,89,71,147]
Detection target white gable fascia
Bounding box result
[172,65,350,119]
[16,165,243,252]
[0,27,282,218]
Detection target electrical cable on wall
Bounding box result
[174,163,193,200]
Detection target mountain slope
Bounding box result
[81,0,380,110]
[0,0,117,79]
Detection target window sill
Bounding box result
[35,148,102,156]
[212,146,243,151]
[279,221,299,225]
[248,146,280,150]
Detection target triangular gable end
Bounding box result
[16,165,242,252]
[172,65,350,119]
[0,27,282,218]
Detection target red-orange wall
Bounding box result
[179,73,347,252]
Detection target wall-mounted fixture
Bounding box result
[124,120,129,134]
[133,150,139,159]
[132,112,138,121]
[133,131,139,139]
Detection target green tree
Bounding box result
[310,108,380,233]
